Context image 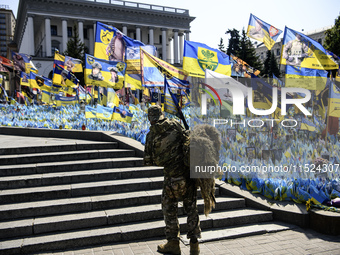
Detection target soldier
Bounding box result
[88,62,104,81]
[144,105,201,255]
[283,33,310,66]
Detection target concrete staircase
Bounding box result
[0,137,293,254]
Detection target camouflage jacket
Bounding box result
[144,118,190,178]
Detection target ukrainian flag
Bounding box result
[280,27,338,70]
[85,105,97,119]
[112,106,133,123]
[20,72,30,87]
[285,65,328,91]
[53,64,79,87]
[140,48,189,88]
[29,72,52,91]
[300,117,317,132]
[84,54,125,89]
[183,40,231,78]
[96,104,113,120]
[54,53,83,73]
[329,83,340,118]
[55,95,77,107]
[247,14,282,50]
[41,90,51,104]
[94,21,144,61]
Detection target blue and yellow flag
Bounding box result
[41,90,51,104]
[54,52,83,73]
[53,64,79,87]
[329,83,340,118]
[280,27,338,70]
[96,104,113,120]
[107,87,120,108]
[20,72,30,87]
[125,45,157,90]
[140,48,189,88]
[29,72,52,91]
[247,14,282,50]
[94,21,144,61]
[272,73,283,87]
[55,95,78,107]
[85,105,97,119]
[12,52,38,74]
[183,40,231,78]
[230,54,260,78]
[300,117,317,132]
[84,54,125,89]
[112,106,133,123]
[285,65,328,90]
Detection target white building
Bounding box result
[14,0,195,77]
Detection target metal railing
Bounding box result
[84,0,189,14]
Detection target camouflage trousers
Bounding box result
[162,176,201,241]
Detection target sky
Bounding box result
[2,0,340,49]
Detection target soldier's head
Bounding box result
[147,105,164,125]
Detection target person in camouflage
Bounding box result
[144,105,201,255]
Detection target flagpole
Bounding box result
[325,75,333,149]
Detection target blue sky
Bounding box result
[3,0,340,49]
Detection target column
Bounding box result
[93,22,96,39]
[122,24,128,35]
[179,32,184,64]
[185,30,190,41]
[173,29,179,64]
[148,27,154,45]
[167,38,172,63]
[62,19,68,53]
[88,26,94,55]
[27,15,35,55]
[136,26,141,42]
[45,17,52,57]
[129,32,134,39]
[78,20,84,43]
[161,28,167,61]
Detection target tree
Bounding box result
[218,38,225,53]
[270,51,280,78]
[263,50,271,77]
[324,15,340,56]
[226,29,240,56]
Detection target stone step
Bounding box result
[0,142,118,155]
[180,221,297,244]
[0,166,164,189]
[0,149,136,165]
[0,157,144,177]
[0,176,164,204]
[0,208,272,255]
[0,188,220,220]
[0,197,245,239]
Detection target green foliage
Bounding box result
[218,38,225,53]
[262,50,280,78]
[226,29,240,56]
[64,24,86,61]
[324,15,340,56]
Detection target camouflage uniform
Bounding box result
[144,105,201,241]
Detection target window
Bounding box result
[159,35,162,44]
[0,24,5,29]
[52,40,60,55]
[51,25,57,36]
[83,28,88,39]
[67,27,72,37]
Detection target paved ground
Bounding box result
[37,227,339,255]
[1,134,339,255]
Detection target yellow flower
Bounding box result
[306,199,312,211]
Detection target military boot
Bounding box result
[190,240,200,255]
[157,240,181,255]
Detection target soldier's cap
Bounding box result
[147,105,164,123]
[92,62,102,69]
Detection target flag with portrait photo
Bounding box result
[125,45,157,90]
[84,54,125,89]
[328,83,340,118]
[54,52,83,73]
[230,54,260,78]
[247,14,282,50]
[140,48,189,88]
[94,21,144,61]
[112,106,133,123]
[0,63,9,73]
[183,40,231,78]
[20,72,30,87]
[280,27,338,70]
[53,64,79,87]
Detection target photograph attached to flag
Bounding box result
[329,83,340,118]
[140,48,189,88]
[54,52,83,73]
[247,14,282,50]
[20,72,30,87]
[29,72,52,91]
[230,54,260,78]
[183,40,231,78]
[94,21,144,61]
[53,64,79,87]
[280,27,338,70]
[84,54,125,89]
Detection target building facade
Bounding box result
[0,5,16,58]
[14,0,195,77]
[255,26,332,74]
